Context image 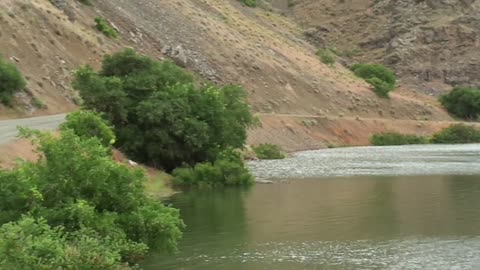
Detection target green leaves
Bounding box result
[60,110,116,147]
[440,87,480,120]
[352,63,396,98]
[431,124,480,144]
[73,49,255,172]
[0,54,26,105]
[173,148,254,188]
[253,143,286,159]
[0,129,184,268]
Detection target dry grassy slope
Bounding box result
[0,0,164,119]
[96,0,453,148]
[289,0,480,95]
[0,0,457,152]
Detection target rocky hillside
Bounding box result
[0,0,459,151]
[290,0,480,95]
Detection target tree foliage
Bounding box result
[0,129,184,268]
[440,87,480,120]
[73,49,255,172]
[0,55,26,105]
[60,110,116,147]
[352,63,396,98]
[431,124,480,144]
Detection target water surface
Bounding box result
[144,144,480,270]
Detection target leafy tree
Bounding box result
[0,55,26,105]
[253,143,286,159]
[0,129,184,267]
[73,49,255,172]
[352,63,396,98]
[60,110,116,147]
[173,148,254,188]
[431,124,480,144]
[440,87,480,120]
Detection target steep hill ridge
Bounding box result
[0,0,456,151]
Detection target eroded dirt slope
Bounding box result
[0,0,458,153]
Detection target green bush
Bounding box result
[73,49,255,172]
[0,128,184,267]
[173,148,254,188]
[370,132,428,146]
[439,87,480,120]
[316,49,335,66]
[352,63,396,98]
[431,124,480,144]
[366,77,393,98]
[0,55,26,105]
[239,0,257,7]
[0,217,145,270]
[60,110,116,147]
[95,17,119,38]
[253,143,286,159]
[78,0,93,5]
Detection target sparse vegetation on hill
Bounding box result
[431,124,480,144]
[253,143,286,159]
[239,0,257,7]
[316,49,335,66]
[352,64,396,98]
[440,87,480,120]
[0,55,26,105]
[95,16,119,38]
[73,49,255,173]
[370,133,428,146]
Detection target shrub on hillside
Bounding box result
[60,110,115,147]
[370,132,428,146]
[253,143,286,159]
[95,17,119,38]
[173,148,254,188]
[78,0,93,5]
[0,217,146,270]
[439,87,480,120]
[0,128,184,267]
[0,55,26,105]
[431,124,480,144]
[239,0,257,7]
[352,63,396,98]
[316,49,335,66]
[365,77,393,98]
[73,49,255,172]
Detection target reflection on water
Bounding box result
[144,175,480,270]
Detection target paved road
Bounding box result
[0,114,66,144]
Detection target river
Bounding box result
[144,144,480,270]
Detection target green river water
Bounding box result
[144,144,480,270]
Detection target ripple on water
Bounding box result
[182,238,480,270]
[248,144,480,179]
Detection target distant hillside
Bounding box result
[0,0,458,151]
[289,0,480,95]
